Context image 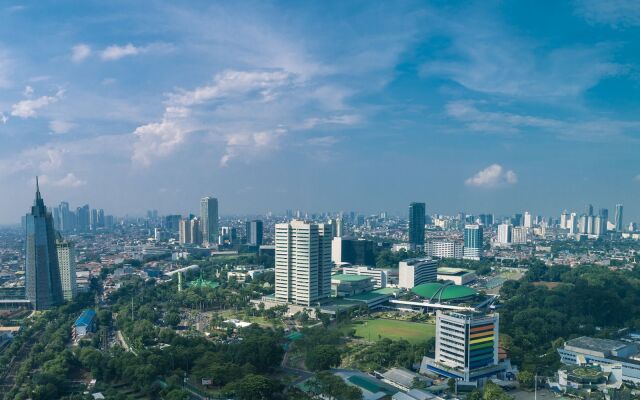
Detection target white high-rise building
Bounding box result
[497,224,512,244]
[200,197,219,247]
[56,238,77,301]
[463,224,483,260]
[569,213,578,234]
[425,240,463,259]
[560,210,569,229]
[523,212,533,228]
[398,258,437,289]
[275,220,332,306]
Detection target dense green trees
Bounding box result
[305,344,342,371]
[500,264,640,373]
[350,338,435,372]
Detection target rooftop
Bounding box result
[411,283,477,301]
[437,267,473,276]
[332,274,371,282]
[75,309,96,327]
[565,336,630,353]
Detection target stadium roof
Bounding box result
[411,283,477,301]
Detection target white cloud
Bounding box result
[306,136,340,146]
[132,120,188,166]
[101,43,140,60]
[49,120,75,134]
[575,0,640,27]
[11,89,64,118]
[100,42,173,61]
[23,85,34,96]
[0,113,7,124]
[38,173,86,188]
[465,164,518,188]
[71,44,91,62]
[219,128,286,167]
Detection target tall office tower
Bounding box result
[569,213,578,234]
[585,204,594,216]
[599,208,609,224]
[76,204,90,232]
[274,220,332,306]
[53,207,61,230]
[523,212,533,228]
[179,219,192,244]
[497,223,512,244]
[25,179,63,310]
[512,213,523,226]
[426,311,502,382]
[245,220,264,246]
[463,224,483,260]
[408,202,426,251]
[615,204,624,232]
[164,215,182,233]
[478,214,494,226]
[190,218,202,245]
[58,201,73,232]
[200,197,219,246]
[560,210,569,229]
[593,216,605,236]
[97,209,105,228]
[328,218,344,238]
[90,208,99,231]
[56,237,77,301]
[578,214,588,234]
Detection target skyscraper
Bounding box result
[25,178,63,310]
[463,224,483,260]
[200,197,219,246]
[615,204,624,232]
[76,204,90,232]
[245,220,263,246]
[275,220,332,306]
[523,211,533,228]
[408,202,426,251]
[56,236,77,301]
[585,204,594,216]
[497,224,512,244]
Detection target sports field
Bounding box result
[343,319,435,344]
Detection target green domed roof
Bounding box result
[411,282,476,301]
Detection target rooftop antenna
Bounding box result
[35,176,42,200]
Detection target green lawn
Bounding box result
[342,319,435,344]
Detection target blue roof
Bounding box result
[75,309,96,327]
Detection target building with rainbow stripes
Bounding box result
[422,310,505,383]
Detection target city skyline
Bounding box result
[1,1,639,224]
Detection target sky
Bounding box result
[0,0,639,224]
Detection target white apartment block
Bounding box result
[342,266,387,289]
[496,224,512,244]
[275,220,332,306]
[56,239,77,301]
[511,226,528,244]
[398,258,437,289]
[425,240,463,259]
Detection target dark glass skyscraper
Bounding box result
[408,202,426,250]
[615,204,624,232]
[246,220,263,246]
[25,178,63,310]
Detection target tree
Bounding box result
[483,381,513,400]
[517,370,535,390]
[447,378,456,392]
[224,374,279,400]
[305,344,341,371]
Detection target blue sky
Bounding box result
[0,0,639,224]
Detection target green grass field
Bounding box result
[342,319,435,344]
